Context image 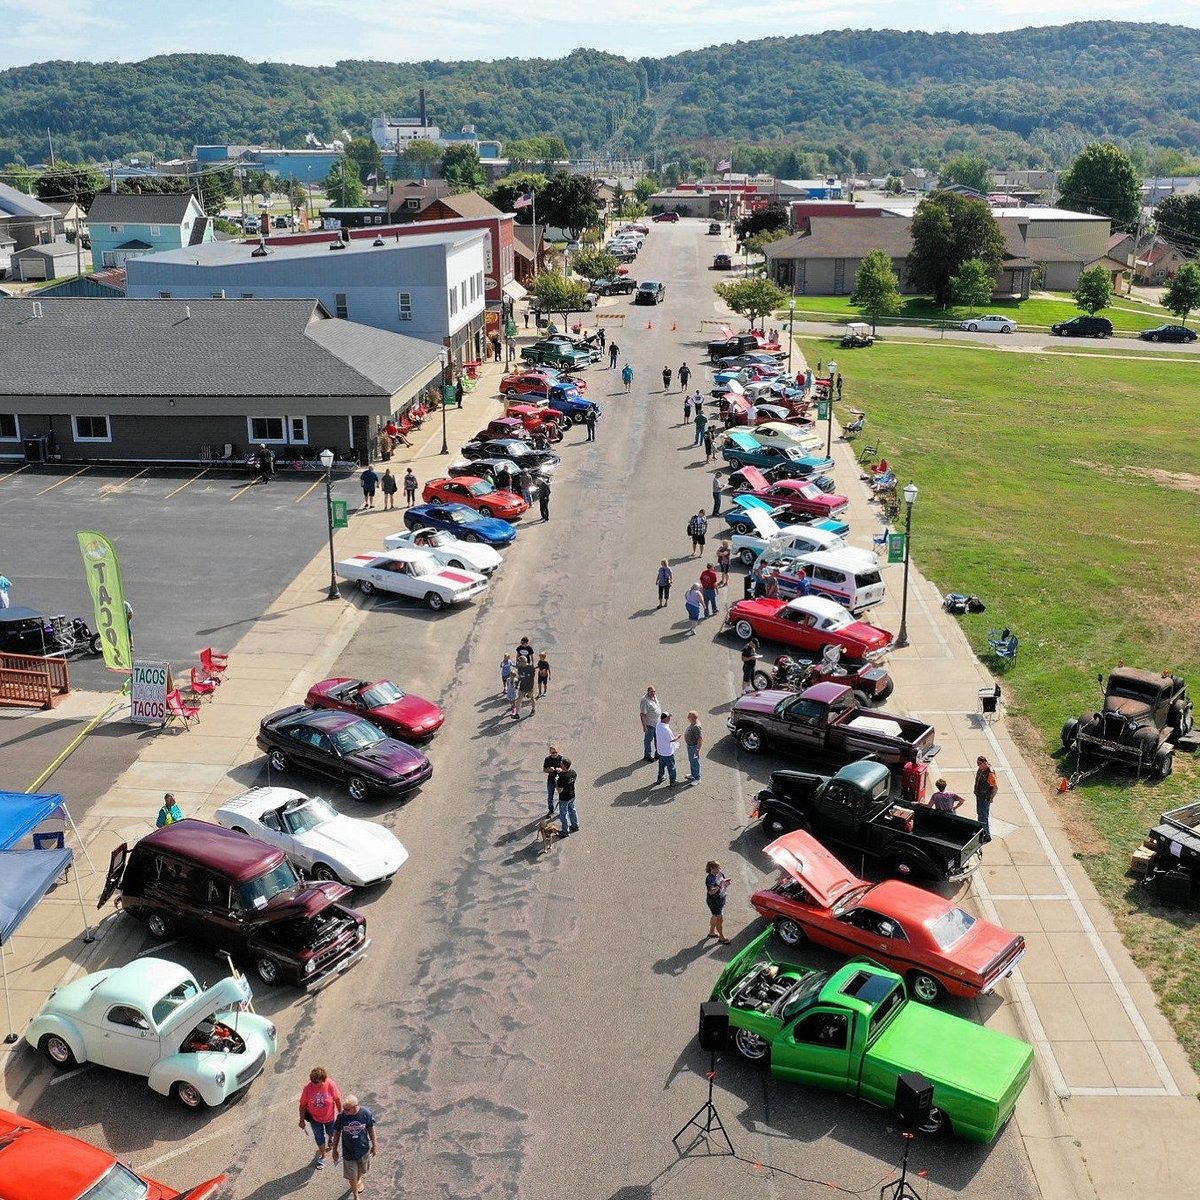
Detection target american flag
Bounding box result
[514,192,534,210]
[366,172,377,183]
[717,158,732,172]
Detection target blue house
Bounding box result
[85,192,213,270]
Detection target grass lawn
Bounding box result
[804,334,1200,1068]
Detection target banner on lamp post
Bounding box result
[887,533,907,564]
[77,530,133,673]
[817,398,831,420]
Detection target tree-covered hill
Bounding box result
[0,22,1196,171]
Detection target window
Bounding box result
[241,292,254,299]
[248,417,285,443]
[449,287,458,316]
[793,1011,848,1049]
[158,291,172,299]
[460,280,467,308]
[0,413,18,441]
[149,225,161,236]
[108,224,123,233]
[106,1005,150,1030]
[334,292,349,320]
[398,291,413,321]
[288,417,307,443]
[407,198,420,209]
[73,415,111,442]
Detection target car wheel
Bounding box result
[267,749,290,775]
[908,972,943,1005]
[883,853,923,880]
[1180,707,1195,737]
[41,1034,78,1069]
[775,917,806,947]
[312,863,341,883]
[425,591,446,612]
[853,689,872,708]
[572,412,587,426]
[733,1027,770,1063]
[463,532,481,543]
[1060,719,1079,751]
[1002,325,1014,333]
[174,1081,207,1111]
[448,559,466,569]
[347,774,371,801]
[734,619,754,640]
[739,548,757,567]
[752,670,772,691]
[1153,749,1174,781]
[254,956,282,986]
[761,812,790,839]
[504,387,519,396]
[88,633,103,654]
[1148,332,1161,342]
[145,912,171,939]
[478,505,493,518]
[966,323,978,332]
[358,579,375,596]
[737,726,764,753]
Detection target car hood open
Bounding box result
[157,972,253,1039]
[764,829,863,909]
[246,880,352,925]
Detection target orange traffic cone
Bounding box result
[672,321,678,331]
[646,320,653,330]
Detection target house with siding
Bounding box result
[0,183,62,252]
[85,192,213,270]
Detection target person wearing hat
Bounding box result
[331,1094,377,1198]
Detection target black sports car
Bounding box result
[459,439,560,471]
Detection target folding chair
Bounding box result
[189,666,219,700]
[200,647,228,677]
[978,684,1003,723]
[165,688,201,728]
[987,629,1019,661]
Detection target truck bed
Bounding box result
[1152,800,1200,858]
[907,806,984,856]
[828,705,936,764]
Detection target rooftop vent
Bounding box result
[251,237,269,258]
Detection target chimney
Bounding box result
[419,88,427,128]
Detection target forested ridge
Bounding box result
[1,22,1197,169]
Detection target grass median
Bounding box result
[808,335,1200,1069]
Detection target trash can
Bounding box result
[23,433,49,463]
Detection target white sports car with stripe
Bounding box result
[382,527,502,575]
[335,547,487,610]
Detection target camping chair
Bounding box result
[188,666,219,700]
[987,629,1019,661]
[199,647,228,677]
[871,529,890,551]
[164,689,201,729]
[978,683,1003,723]
[858,441,879,464]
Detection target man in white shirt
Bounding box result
[654,713,681,786]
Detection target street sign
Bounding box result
[888,533,907,564]
[130,661,171,725]
[331,500,349,529]
[817,398,831,420]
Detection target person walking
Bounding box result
[836,373,843,401]
[683,393,692,425]
[515,636,535,665]
[927,778,966,812]
[360,465,379,510]
[740,637,760,695]
[380,468,397,511]
[705,861,731,943]
[655,559,673,608]
[455,375,465,407]
[716,542,731,587]
[608,342,620,369]
[543,745,564,816]
[694,409,708,447]
[621,362,634,392]
[710,472,723,517]
[491,333,502,362]
[654,712,681,786]
[331,1095,376,1199]
[536,652,551,697]
[156,794,183,828]
[515,656,537,719]
[556,758,579,836]
[679,363,691,391]
[403,468,418,507]
[499,652,514,697]
[640,686,661,761]
[700,563,719,617]
[684,712,703,785]
[257,444,274,485]
[684,582,703,635]
[687,510,708,556]
[662,366,672,391]
[597,326,606,351]
[537,476,551,521]
[584,407,597,442]
[703,424,715,462]
[524,308,530,330]
[298,1066,343,1170]
[974,756,998,842]
[505,670,519,719]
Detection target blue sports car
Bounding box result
[403,503,518,548]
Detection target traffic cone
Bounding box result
[672,321,678,331]
[647,320,653,330]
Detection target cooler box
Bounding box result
[900,759,928,805]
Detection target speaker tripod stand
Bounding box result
[880,1131,921,1200]
[672,1051,734,1156]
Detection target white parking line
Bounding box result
[50,1064,93,1085]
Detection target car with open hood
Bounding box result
[459,438,561,473]
[736,476,849,520]
[729,508,850,567]
[724,494,850,539]
[751,830,1025,1005]
[726,594,893,660]
[99,821,369,989]
[382,527,501,577]
[26,957,277,1109]
[335,546,490,606]
[305,675,445,740]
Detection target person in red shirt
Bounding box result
[298,1066,344,1170]
[699,563,719,618]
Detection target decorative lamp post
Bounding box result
[439,347,450,456]
[896,482,919,648]
[787,280,796,374]
[824,359,838,458]
[319,448,338,600]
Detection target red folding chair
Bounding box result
[200,647,228,677]
[165,689,201,728]
[189,666,219,700]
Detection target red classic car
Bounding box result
[500,369,587,396]
[305,677,445,741]
[726,594,893,659]
[422,476,529,519]
[742,478,849,518]
[751,830,1026,1004]
[503,402,562,438]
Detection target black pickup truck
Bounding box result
[751,760,984,882]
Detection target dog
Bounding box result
[538,820,563,853]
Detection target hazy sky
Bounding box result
[0,0,1192,70]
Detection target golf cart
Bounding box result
[840,322,875,348]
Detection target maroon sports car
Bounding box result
[305,678,445,741]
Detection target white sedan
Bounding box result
[383,527,502,575]
[335,547,487,609]
[215,787,408,887]
[959,314,1015,333]
[733,522,852,567]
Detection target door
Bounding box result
[833,907,909,964]
[812,779,864,843]
[771,1008,854,1094]
[194,872,246,952]
[776,695,826,753]
[94,1004,161,1075]
[97,844,128,908]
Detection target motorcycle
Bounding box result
[751,652,894,707]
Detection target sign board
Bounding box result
[331,499,349,529]
[817,398,831,420]
[77,530,134,673]
[442,383,458,409]
[485,276,498,290]
[887,533,907,564]
[130,661,171,725]
[504,319,518,338]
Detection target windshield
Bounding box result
[239,859,300,910]
[151,978,199,1025]
[330,719,387,754]
[360,681,405,707]
[467,480,495,497]
[1108,680,1159,702]
[407,557,434,577]
[928,907,977,949]
[78,1164,151,1200]
[283,797,338,835]
[452,507,486,525]
[778,970,830,1022]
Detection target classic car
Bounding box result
[726,594,893,659]
[750,830,1024,1003]
[738,477,849,519]
[305,675,445,740]
[0,607,102,657]
[258,706,433,800]
[959,314,1015,334]
[717,354,785,373]
[504,383,598,425]
[421,476,529,520]
[713,253,733,270]
[1139,323,1198,343]
[752,421,826,449]
[722,433,827,472]
[382,527,501,576]
[501,367,589,393]
[711,928,1033,1142]
[0,1107,225,1200]
[733,520,850,567]
[459,438,561,472]
[215,786,409,887]
[634,280,666,304]
[446,458,546,490]
[335,547,490,606]
[402,502,519,548]
[540,333,602,362]
[25,958,277,1109]
[520,339,591,369]
[724,495,850,539]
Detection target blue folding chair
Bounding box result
[987,628,1018,661]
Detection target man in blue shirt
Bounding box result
[332,1095,377,1197]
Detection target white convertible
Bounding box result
[335,547,487,609]
[383,526,502,575]
[25,958,277,1110]
[731,509,853,566]
[215,787,408,887]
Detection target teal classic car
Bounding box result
[710,928,1033,1143]
[721,430,822,471]
[520,339,592,370]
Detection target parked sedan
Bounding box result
[25,958,277,1110]
[652,211,680,222]
[257,706,433,800]
[1139,323,1197,343]
[751,830,1026,1004]
[403,502,519,548]
[383,527,502,575]
[958,314,1015,334]
[421,476,529,519]
[713,254,733,270]
[726,594,894,660]
[335,547,489,606]
[215,787,409,887]
[305,675,445,740]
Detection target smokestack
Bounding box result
[419,88,427,128]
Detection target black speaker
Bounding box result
[895,1070,934,1129]
[698,1000,730,1052]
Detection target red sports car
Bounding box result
[742,479,848,518]
[726,594,893,660]
[305,677,445,741]
[750,830,1026,1004]
[422,476,529,519]
[500,369,587,395]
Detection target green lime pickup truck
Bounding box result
[710,928,1033,1143]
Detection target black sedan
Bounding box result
[459,438,561,472]
[1139,324,1197,343]
[256,706,433,802]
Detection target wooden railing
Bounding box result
[0,652,71,709]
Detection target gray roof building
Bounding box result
[0,182,62,252]
[86,192,203,226]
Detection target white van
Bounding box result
[799,549,886,612]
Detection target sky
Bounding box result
[0,0,1193,70]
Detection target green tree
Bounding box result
[488,173,547,222]
[323,162,366,208]
[1073,265,1113,315]
[744,228,789,268]
[441,144,486,192]
[950,257,996,313]
[287,180,308,211]
[35,164,106,209]
[940,154,991,194]
[399,138,441,180]
[345,137,384,186]
[528,271,589,325]
[1058,143,1141,228]
[541,172,601,240]
[570,248,618,283]
[610,181,627,218]
[906,190,1005,307]
[886,176,903,194]
[196,172,227,217]
[505,135,569,170]
[2,164,39,193]
[714,277,789,329]
[633,177,657,203]
[735,205,788,243]
[1161,261,1200,325]
[850,249,903,333]
[1153,194,1200,249]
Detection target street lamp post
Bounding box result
[319,448,338,600]
[896,482,919,648]
[787,280,796,374]
[824,358,838,458]
[439,347,450,456]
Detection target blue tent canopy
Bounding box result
[0,848,74,943]
[0,792,66,850]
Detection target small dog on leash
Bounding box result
[538,820,562,853]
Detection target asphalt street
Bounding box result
[10,222,1041,1199]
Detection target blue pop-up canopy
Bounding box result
[0,792,66,849]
